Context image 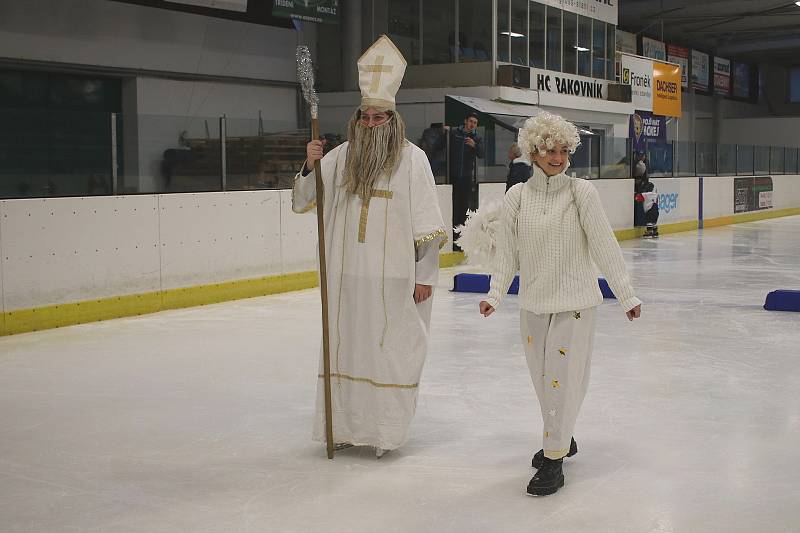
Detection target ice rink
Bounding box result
[1,216,799,533]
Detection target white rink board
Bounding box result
[702,177,735,219]
[0,186,459,311]
[158,191,283,290]
[650,177,699,224]
[772,175,800,209]
[3,179,797,312]
[279,190,318,274]
[0,196,160,310]
[588,179,632,230]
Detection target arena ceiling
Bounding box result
[618,0,800,65]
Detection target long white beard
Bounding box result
[342,115,404,199]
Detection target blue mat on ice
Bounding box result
[453,274,616,299]
[764,290,800,312]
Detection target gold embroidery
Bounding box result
[358,189,394,243]
[527,335,533,344]
[551,379,560,388]
[544,431,550,438]
[319,372,418,389]
[558,348,567,357]
[364,55,393,93]
[298,200,317,214]
[414,228,448,250]
[573,311,581,319]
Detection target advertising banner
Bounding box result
[539,0,618,25]
[733,62,751,99]
[642,37,666,61]
[168,0,248,11]
[621,54,653,111]
[734,177,773,213]
[667,44,689,88]
[653,61,682,117]
[629,110,667,154]
[532,69,608,99]
[272,0,340,24]
[691,49,709,91]
[714,57,731,96]
[616,30,637,55]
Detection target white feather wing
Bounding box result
[454,201,503,267]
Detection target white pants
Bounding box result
[520,306,597,459]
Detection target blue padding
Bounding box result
[598,278,616,299]
[452,273,519,294]
[508,276,519,295]
[452,273,489,293]
[454,274,617,299]
[764,290,800,312]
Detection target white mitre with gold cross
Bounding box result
[357,35,407,111]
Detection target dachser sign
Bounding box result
[653,61,682,117]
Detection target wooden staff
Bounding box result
[296,46,334,459]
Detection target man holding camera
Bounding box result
[448,112,485,234]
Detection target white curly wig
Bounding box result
[517,111,581,158]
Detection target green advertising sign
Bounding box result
[272,0,340,24]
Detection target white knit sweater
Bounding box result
[485,164,641,314]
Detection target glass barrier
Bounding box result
[754,145,770,174]
[717,144,736,175]
[599,136,630,179]
[675,141,696,177]
[0,109,117,199]
[3,108,800,201]
[786,147,799,175]
[696,142,716,175]
[770,147,785,174]
[737,145,754,175]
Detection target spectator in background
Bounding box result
[505,142,532,191]
[448,112,485,234]
[634,174,659,238]
[633,152,647,179]
[418,123,447,178]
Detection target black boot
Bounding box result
[531,437,577,469]
[527,457,564,496]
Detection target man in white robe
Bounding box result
[292,35,447,456]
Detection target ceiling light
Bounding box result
[796,1,800,6]
[500,31,525,38]
[575,46,590,52]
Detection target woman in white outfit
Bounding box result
[479,112,642,496]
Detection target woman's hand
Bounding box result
[414,284,432,304]
[479,301,495,317]
[626,304,641,321]
[305,139,326,170]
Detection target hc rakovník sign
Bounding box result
[272,0,339,24]
[534,71,605,99]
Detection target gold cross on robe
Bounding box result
[358,189,393,243]
[364,55,393,94]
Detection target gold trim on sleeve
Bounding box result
[297,200,317,214]
[414,228,448,250]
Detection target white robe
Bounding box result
[292,141,447,450]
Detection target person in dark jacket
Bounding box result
[634,175,659,238]
[505,142,532,191]
[448,112,485,231]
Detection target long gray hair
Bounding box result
[342,108,406,199]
